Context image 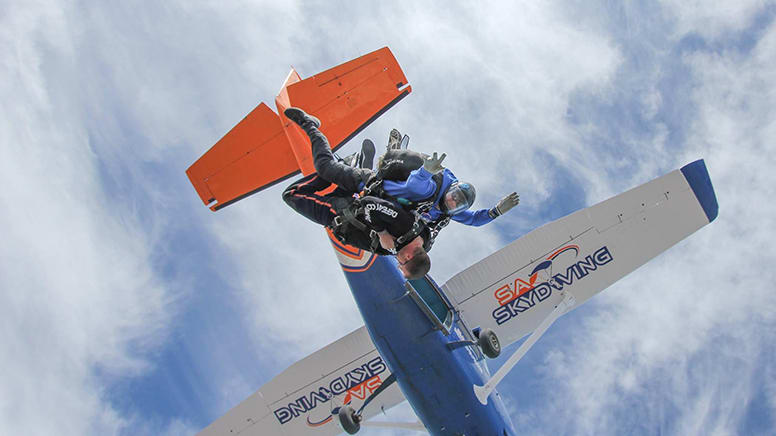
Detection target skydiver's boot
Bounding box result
[284,107,331,167]
[359,139,375,169]
[284,106,332,165]
[284,107,321,131]
[342,153,358,167]
[338,138,375,169]
[387,128,402,151]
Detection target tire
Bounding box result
[338,405,361,434]
[478,328,501,359]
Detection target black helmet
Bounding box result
[440,181,476,214]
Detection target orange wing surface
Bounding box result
[186,103,297,210]
[275,47,412,175]
[186,47,411,211]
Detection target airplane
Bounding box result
[186,47,718,435]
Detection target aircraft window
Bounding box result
[408,277,451,328]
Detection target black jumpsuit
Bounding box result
[282,123,422,253]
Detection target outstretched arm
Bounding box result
[449,192,520,226]
[451,208,493,226]
[488,192,520,219]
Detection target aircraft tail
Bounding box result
[186,47,411,211]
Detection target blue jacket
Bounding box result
[382,167,493,226]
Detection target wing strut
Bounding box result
[473,291,577,405]
[362,421,426,432]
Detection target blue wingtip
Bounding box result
[680,159,719,223]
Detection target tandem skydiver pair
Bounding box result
[281,107,520,278]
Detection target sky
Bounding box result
[1,1,775,435]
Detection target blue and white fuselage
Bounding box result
[331,236,517,435]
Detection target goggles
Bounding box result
[441,181,476,215]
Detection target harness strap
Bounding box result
[339,204,368,232]
[429,171,446,202]
[368,230,382,252]
[394,213,427,251]
[330,199,383,253]
[363,170,447,213]
[416,215,450,252]
[360,173,385,198]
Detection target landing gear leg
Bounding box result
[336,373,398,433]
[446,329,501,359]
[474,291,576,404]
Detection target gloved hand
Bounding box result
[423,152,446,173]
[489,192,520,218]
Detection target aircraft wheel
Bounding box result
[478,328,501,359]
[338,405,361,434]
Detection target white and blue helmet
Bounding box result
[441,181,476,215]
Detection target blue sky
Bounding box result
[2,1,775,435]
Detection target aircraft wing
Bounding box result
[442,160,718,347]
[196,326,406,436]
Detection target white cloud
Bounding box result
[0,1,178,434]
[660,0,768,39]
[128,417,201,436]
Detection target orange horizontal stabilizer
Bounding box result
[276,46,412,175]
[187,47,411,211]
[186,103,300,211]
